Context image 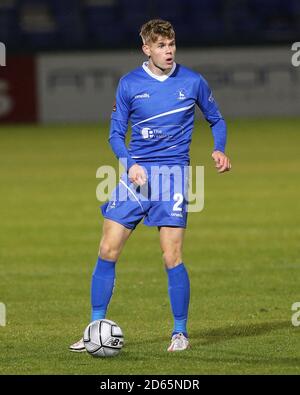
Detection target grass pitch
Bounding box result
[0,118,299,374]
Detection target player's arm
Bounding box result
[109,79,147,185]
[197,76,231,173]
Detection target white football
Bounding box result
[83,319,124,357]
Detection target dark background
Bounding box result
[1,0,299,52]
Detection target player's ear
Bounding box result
[142,44,150,57]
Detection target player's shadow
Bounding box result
[130,320,291,350]
[192,320,290,346]
[123,320,300,369]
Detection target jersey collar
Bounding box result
[142,61,177,82]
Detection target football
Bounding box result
[83,319,124,357]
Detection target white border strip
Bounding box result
[132,104,195,127]
[120,179,144,210]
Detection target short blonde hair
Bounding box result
[140,19,175,44]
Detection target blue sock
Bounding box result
[166,263,190,338]
[91,257,116,322]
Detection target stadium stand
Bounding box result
[0,0,299,51]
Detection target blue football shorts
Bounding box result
[101,164,189,229]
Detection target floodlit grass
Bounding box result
[0,118,299,374]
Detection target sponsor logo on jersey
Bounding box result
[141,127,154,139]
[134,93,150,99]
[141,126,178,140]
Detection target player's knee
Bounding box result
[162,250,182,268]
[99,241,120,261]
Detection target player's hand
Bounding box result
[212,150,232,173]
[128,164,147,186]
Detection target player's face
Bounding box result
[143,36,176,74]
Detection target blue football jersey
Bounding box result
[109,62,226,168]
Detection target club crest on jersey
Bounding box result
[176,89,186,100]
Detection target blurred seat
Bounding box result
[17,0,85,49]
[118,0,153,40]
[249,0,295,41]
[187,0,222,15]
[51,0,85,48]
[83,0,124,46]
[0,0,20,47]
[221,0,261,40]
[150,0,184,23]
[183,0,223,43]
[17,0,58,49]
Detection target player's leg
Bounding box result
[91,219,133,321]
[159,226,190,351]
[70,168,148,352]
[69,219,132,352]
[159,226,184,268]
